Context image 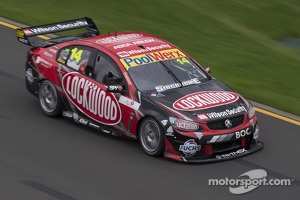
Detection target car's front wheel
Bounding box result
[139,117,164,157]
[38,80,62,117]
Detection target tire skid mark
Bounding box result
[22,180,77,200]
[0,70,23,83]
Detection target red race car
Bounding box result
[16,17,263,163]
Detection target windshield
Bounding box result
[127,57,208,92]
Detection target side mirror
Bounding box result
[204,66,210,74]
[104,72,126,93]
[104,71,123,84]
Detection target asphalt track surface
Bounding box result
[0,24,299,200]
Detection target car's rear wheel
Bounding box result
[139,117,164,157]
[38,80,62,117]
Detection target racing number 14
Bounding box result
[176,57,190,65]
[70,48,83,63]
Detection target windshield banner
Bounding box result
[120,48,186,70]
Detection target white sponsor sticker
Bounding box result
[119,95,140,110]
[96,33,143,44]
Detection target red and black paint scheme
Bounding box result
[17,17,263,163]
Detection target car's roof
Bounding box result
[82,31,177,58]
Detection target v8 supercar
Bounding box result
[17,17,263,163]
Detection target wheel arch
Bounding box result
[136,114,168,157]
[136,111,169,139]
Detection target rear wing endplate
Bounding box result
[16,17,100,47]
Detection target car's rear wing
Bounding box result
[16,17,100,47]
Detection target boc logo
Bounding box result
[235,128,251,139]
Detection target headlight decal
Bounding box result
[169,117,202,132]
[253,124,260,139]
[248,105,256,119]
[174,120,199,131]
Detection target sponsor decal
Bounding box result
[156,93,165,97]
[108,85,124,92]
[49,48,58,54]
[175,121,199,131]
[58,48,71,64]
[207,127,251,144]
[253,125,259,139]
[197,114,209,120]
[18,38,29,44]
[16,29,25,38]
[119,95,140,110]
[89,123,101,130]
[248,106,256,119]
[215,148,248,159]
[26,68,35,84]
[101,127,112,134]
[113,38,155,49]
[146,44,171,51]
[66,60,80,70]
[166,126,174,136]
[36,56,53,68]
[182,78,201,86]
[117,44,171,58]
[79,118,89,125]
[117,49,147,58]
[197,105,246,121]
[205,105,246,119]
[96,33,143,44]
[44,51,53,58]
[23,28,33,35]
[179,139,201,157]
[62,72,122,125]
[117,51,130,58]
[173,91,239,111]
[160,120,168,126]
[155,83,181,92]
[123,72,133,86]
[207,133,234,144]
[120,48,186,69]
[26,20,88,35]
[62,111,73,118]
[235,128,251,139]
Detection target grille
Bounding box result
[212,140,241,153]
[206,114,245,130]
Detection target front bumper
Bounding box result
[183,141,263,163]
[163,122,263,163]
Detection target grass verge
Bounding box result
[0,0,299,115]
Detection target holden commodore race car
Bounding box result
[16,17,263,163]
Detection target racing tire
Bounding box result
[139,117,164,157]
[38,80,62,117]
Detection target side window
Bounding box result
[57,47,71,65]
[57,46,94,73]
[93,52,122,84]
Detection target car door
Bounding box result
[59,47,138,136]
[90,51,139,136]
